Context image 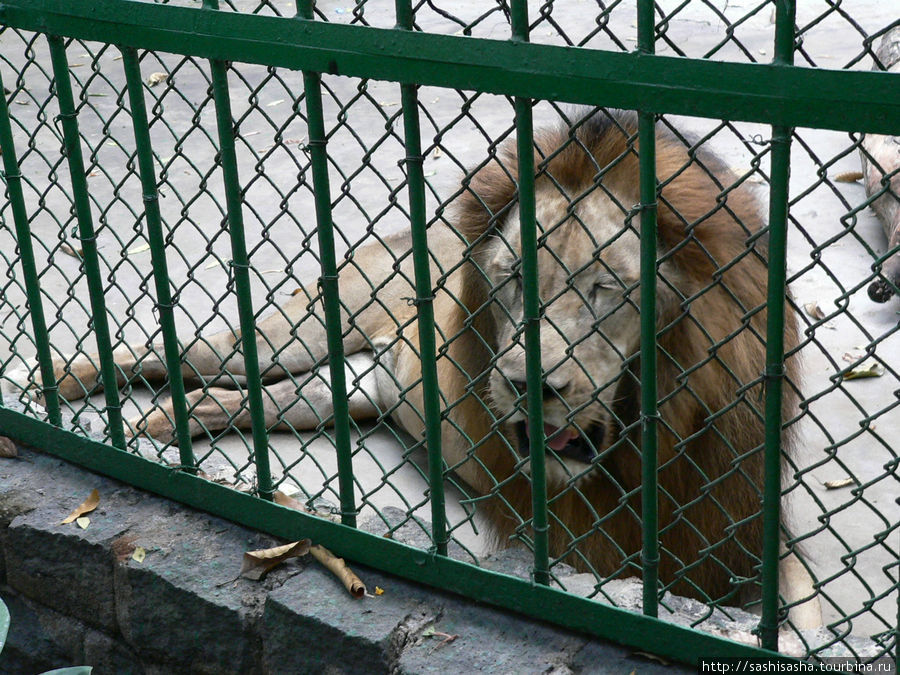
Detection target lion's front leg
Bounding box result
[128,351,389,444]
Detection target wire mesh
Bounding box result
[0,0,897,665]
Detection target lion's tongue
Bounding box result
[527,423,578,451]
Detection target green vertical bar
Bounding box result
[511,0,549,587]
[202,0,274,499]
[47,35,126,449]
[296,0,357,528]
[0,72,62,425]
[395,0,448,555]
[636,0,659,619]
[120,46,196,469]
[760,0,796,653]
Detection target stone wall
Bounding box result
[0,443,682,675]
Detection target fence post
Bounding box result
[510,0,550,587]
[47,35,127,449]
[0,72,62,426]
[120,46,197,468]
[760,0,797,653]
[295,0,358,528]
[636,0,660,619]
[202,0,275,499]
[394,0,449,556]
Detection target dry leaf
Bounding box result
[133,546,146,563]
[824,478,855,489]
[833,171,863,183]
[0,436,17,459]
[111,534,138,561]
[240,539,311,580]
[61,489,100,524]
[127,243,151,256]
[60,243,83,259]
[845,361,884,380]
[632,651,670,666]
[273,490,305,511]
[273,490,340,522]
[374,586,384,595]
[422,626,459,648]
[76,516,90,529]
[803,301,825,320]
[147,72,168,86]
[310,545,366,598]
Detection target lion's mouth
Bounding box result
[514,421,602,466]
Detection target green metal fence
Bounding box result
[1,0,898,667]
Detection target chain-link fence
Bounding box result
[1,0,897,666]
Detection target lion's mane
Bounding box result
[446,110,800,604]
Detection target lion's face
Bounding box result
[484,187,643,484]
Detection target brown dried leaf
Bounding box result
[833,171,863,183]
[61,489,100,524]
[310,544,366,598]
[273,490,341,523]
[60,243,83,259]
[240,539,311,581]
[632,651,670,666]
[0,436,17,458]
[273,490,305,511]
[803,301,826,320]
[111,534,138,561]
[845,361,884,380]
[824,478,855,489]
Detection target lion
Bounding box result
[7,109,820,626]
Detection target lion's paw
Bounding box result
[1,361,40,397]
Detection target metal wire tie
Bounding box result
[764,364,785,380]
[402,295,435,306]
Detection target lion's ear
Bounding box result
[454,145,519,243]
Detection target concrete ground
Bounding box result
[0,0,896,653]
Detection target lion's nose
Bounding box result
[508,379,568,401]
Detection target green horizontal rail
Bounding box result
[0,405,802,665]
[1,0,898,135]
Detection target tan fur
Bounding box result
[9,110,818,619]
